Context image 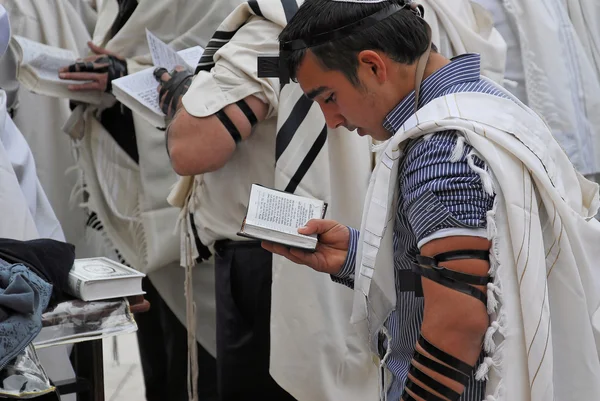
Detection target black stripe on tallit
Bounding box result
[284,124,328,193]
[275,96,314,161]
[248,0,263,16]
[194,28,241,74]
[205,39,229,51]
[280,0,298,22]
[212,29,239,40]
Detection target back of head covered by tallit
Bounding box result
[71,0,245,276]
[172,0,508,399]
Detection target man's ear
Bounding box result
[357,50,387,84]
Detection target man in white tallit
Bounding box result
[56,1,244,399]
[161,0,506,400]
[0,0,102,258]
[267,0,600,400]
[471,0,600,182]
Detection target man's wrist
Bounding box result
[333,226,359,279]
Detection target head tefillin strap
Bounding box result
[258,1,426,84]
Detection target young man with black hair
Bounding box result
[265,1,600,400]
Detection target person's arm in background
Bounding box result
[155,16,281,176]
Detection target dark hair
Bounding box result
[279,0,431,86]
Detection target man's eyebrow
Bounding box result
[305,86,329,100]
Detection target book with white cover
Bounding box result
[67,257,145,301]
[238,184,328,251]
[111,30,204,128]
[9,35,106,105]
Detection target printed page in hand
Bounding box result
[146,29,194,71]
[238,184,328,250]
[111,39,204,128]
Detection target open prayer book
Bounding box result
[238,184,328,251]
[66,257,145,301]
[9,35,107,105]
[111,30,204,128]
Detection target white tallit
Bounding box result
[354,80,600,400]
[498,0,600,176]
[563,0,600,80]
[70,0,243,274]
[420,0,506,84]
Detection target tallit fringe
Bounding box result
[467,149,494,196]
[476,200,507,401]
[450,135,466,162]
[179,183,199,401]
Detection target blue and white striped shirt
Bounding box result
[334,54,509,400]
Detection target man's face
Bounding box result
[295,51,392,141]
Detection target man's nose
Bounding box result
[320,104,345,129]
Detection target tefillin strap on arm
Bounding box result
[213,100,258,146]
[413,249,491,305]
[402,334,474,401]
[257,1,425,84]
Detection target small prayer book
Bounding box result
[66,257,145,301]
[238,184,328,251]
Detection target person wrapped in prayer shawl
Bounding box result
[264,0,600,400]
[158,0,507,400]
[56,0,244,400]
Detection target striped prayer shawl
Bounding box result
[193,0,329,196]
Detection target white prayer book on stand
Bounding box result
[9,35,106,105]
[111,30,204,128]
[66,257,145,301]
[238,184,328,251]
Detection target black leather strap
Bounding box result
[236,100,258,126]
[412,263,488,305]
[156,69,193,118]
[409,365,461,400]
[416,255,490,286]
[401,392,418,401]
[418,336,472,376]
[413,352,470,386]
[215,109,242,144]
[404,378,446,401]
[434,249,489,262]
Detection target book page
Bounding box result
[246,185,324,236]
[113,68,162,115]
[146,29,190,71]
[112,46,204,116]
[13,36,82,84]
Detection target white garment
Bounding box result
[420,0,507,84]
[485,0,600,176]
[564,0,600,80]
[353,85,600,400]
[0,0,99,255]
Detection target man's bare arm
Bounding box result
[407,235,490,400]
[167,95,268,176]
